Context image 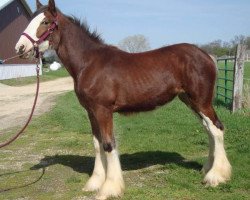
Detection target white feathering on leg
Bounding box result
[201,113,232,187]
[83,137,106,192]
[96,149,125,200]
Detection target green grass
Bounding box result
[0,66,69,86]
[244,62,250,77]
[0,92,249,200]
[244,62,250,85]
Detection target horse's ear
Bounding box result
[48,0,57,16]
[36,0,43,9]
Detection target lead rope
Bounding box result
[0,49,32,64]
[0,51,40,148]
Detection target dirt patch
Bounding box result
[0,77,74,131]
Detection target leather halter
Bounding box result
[21,20,58,58]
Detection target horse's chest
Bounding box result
[73,93,91,113]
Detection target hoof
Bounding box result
[83,175,105,192]
[203,172,226,187]
[95,179,125,200]
[203,166,231,187]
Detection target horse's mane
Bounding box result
[32,6,104,44]
[66,15,104,44]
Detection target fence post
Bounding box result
[232,44,247,112]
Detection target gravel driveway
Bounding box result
[0,77,73,131]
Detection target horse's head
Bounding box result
[15,0,58,59]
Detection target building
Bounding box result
[0,0,42,80]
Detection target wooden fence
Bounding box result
[216,44,247,112]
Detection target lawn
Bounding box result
[0,91,249,200]
[244,62,250,85]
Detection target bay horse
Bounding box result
[15,0,231,199]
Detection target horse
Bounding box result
[15,0,231,199]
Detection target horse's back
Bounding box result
[112,43,215,79]
[77,43,216,113]
[102,43,216,113]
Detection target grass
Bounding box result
[243,84,250,108]
[0,91,249,200]
[244,62,250,78]
[0,66,69,86]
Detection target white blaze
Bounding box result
[15,13,49,56]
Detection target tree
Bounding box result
[199,35,250,57]
[231,35,246,46]
[229,35,248,56]
[199,40,230,57]
[118,34,151,53]
[245,36,250,48]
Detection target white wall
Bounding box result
[0,63,42,80]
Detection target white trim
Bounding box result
[0,0,13,11]
[0,0,32,16]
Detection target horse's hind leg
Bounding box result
[199,106,231,187]
[179,94,231,186]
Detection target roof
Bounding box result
[0,0,32,16]
[0,0,12,10]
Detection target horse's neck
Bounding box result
[55,20,102,80]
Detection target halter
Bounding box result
[21,20,58,58]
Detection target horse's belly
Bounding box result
[114,87,177,113]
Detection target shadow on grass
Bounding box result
[30,151,202,174]
[0,151,201,192]
[0,168,45,193]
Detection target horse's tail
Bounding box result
[205,55,219,100]
[209,54,217,67]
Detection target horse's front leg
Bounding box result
[83,137,106,192]
[91,105,124,200]
[97,147,125,200]
[83,113,106,192]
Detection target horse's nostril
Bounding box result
[20,45,25,50]
[19,45,26,54]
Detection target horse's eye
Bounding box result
[41,21,49,25]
